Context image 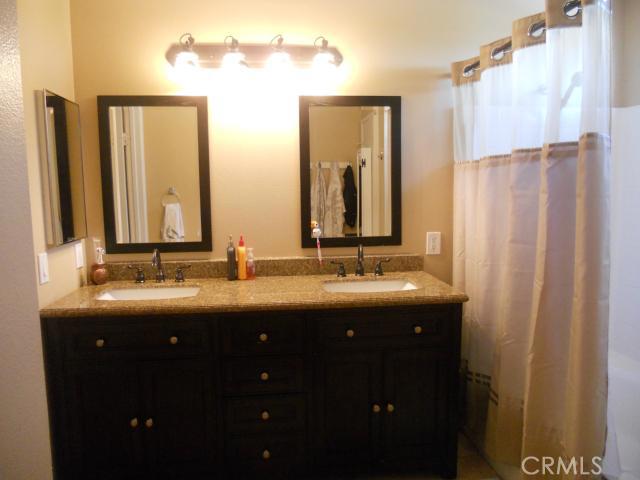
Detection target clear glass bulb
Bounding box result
[222,51,248,70]
[174,50,199,73]
[266,51,292,71]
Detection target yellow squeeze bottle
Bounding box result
[237,235,247,280]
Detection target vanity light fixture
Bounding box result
[312,36,338,70]
[165,33,343,70]
[221,35,249,70]
[266,34,293,70]
[174,33,199,72]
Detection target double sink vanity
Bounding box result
[41,263,467,480]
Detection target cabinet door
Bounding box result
[141,359,218,476]
[316,351,382,468]
[67,362,144,479]
[382,349,447,465]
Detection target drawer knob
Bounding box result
[169,336,179,345]
[346,329,355,338]
[261,410,270,421]
[259,371,269,382]
[262,449,271,460]
[413,325,423,335]
[130,417,139,428]
[145,418,154,428]
[372,404,381,414]
[95,338,105,348]
[258,333,268,343]
[386,403,395,413]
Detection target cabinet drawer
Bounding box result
[220,315,305,355]
[224,434,307,479]
[223,356,305,395]
[317,308,445,348]
[63,318,210,358]
[225,394,306,435]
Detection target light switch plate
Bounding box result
[38,252,49,284]
[74,243,84,269]
[426,232,441,255]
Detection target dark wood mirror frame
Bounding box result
[98,95,212,253]
[299,95,402,248]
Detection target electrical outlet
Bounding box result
[74,243,84,269]
[38,252,49,284]
[426,232,441,255]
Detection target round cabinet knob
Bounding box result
[145,418,154,428]
[169,336,179,345]
[386,403,395,413]
[259,371,270,382]
[346,329,355,338]
[258,333,268,343]
[130,417,139,428]
[261,410,270,421]
[372,404,381,414]
[95,338,105,348]
[262,449,271,460]
[413,325,423,335]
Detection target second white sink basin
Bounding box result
[96,287,200,301]
[323,279,419,294]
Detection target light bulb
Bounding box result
[266,51,292,71]
[222,51,248,70]
[175,50,199,73]
[312,51,337,71]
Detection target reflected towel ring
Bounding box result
[563,0,582,18]
[162,187,181,206]
[528,20,546,38]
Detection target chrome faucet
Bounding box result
[151,248,165,283]
[355,244,365,276]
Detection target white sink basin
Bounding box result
[323,279,419,294]
[96,287,200,301]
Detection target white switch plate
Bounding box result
[74,243,84,269]
[37,252,49,284]
[426,232,441,255]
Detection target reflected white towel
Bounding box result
[162,203,185,242]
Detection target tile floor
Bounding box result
[330,434,498,479]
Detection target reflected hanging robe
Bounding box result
[343,165,357,228]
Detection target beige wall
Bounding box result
[0,0,54,478]
[70,0,542,284]
[142,107,200,242]
[19,0,86,308]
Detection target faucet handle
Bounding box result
[330,261,347,278]
[374,258,391,276]
[175,264,191,282]
[127,264,145,283]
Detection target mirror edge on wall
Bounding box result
[97,95,212,254]
[37,88,89,249]
[299,95,402,248]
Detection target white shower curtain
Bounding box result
[452,0,610,475]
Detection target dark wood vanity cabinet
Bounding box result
[42,304,461,479]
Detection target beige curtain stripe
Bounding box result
[513,12,547,51]
[480,37,513,73]
[546,0,583,29]
[451,56,480,86]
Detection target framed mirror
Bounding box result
[98,95,211,253]
[299,96,401,247]
[38,89,88,247]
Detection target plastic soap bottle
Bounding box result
[226,235,237,280]
[246,248,256,280]
[237,235,247,280]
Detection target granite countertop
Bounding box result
[39,271,468,318]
